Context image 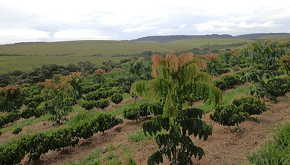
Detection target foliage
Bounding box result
[247,122,290,165]
[214,74,241,90]
[240,40,289,101]
[0,84,24,112]
[0,112,20,128]
[131,52,222,164]
[110,93,123,107]
[80,100,96,110]
[95,99,110,110]
[210,104,248,127]
[211,96,267,127]
[144,108,213,165]
[12,127,22,135]
[122,101,163,121]
[0,113,122,164]
[21,107,44,119]
[232,96,267,116]
[41,79,77,125]
[61,72,84,97]
[279,55,290,75]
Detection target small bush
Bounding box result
[95,99,110,110]
[210,104,248,127]
[81,100,95,110]
[110,93,123,106]
[12,127,22,135]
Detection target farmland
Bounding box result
[1,36,287,74]
[0,36,290,165]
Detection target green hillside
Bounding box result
[0,34,289,74]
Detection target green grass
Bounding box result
[68,147,103,165]
[67,143,136,165]
[247,122,290,164]
[0,38,253,74]
[122,93,131,99]
[194,84,252,113]
[0,56,124,74]
[0,36,289,74]
[222,85,251,104]
[128,130,155,142]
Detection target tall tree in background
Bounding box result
[131,52,222,164]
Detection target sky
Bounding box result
[0,0,290,44]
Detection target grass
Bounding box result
[68,147,102,165]
[222,85,251,104]
[247,122,290,164]
[194,84,251,113]
[1,35,289,74]
[67,143,136,165]
[0,55,124,74]
[0,38,254,74]
[128,131,155,143]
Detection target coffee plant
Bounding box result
[110,93,123,107]
[210,104,248,128]
[95,99,110,110]
[0,113,123,164]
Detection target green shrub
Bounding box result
[110,93,123,106]
[232,96,267,116]
[81,100,95,110]
[95,99,110,110]
[12,127,22,135]
[210,104,248,127]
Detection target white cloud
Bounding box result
[0,28,50,44]
[122,26,157,33]
[194,21,283,34]
[179,24,186,29]
[1,0,290,44]
[54,29,114,40]
[158,28,177,35]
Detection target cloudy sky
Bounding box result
[0,0,290,44]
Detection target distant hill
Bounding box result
[131,33,290,43]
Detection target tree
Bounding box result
[131,52,222,164]
[0,84,24,112]
[240,40,289,102]
[41,79,77,125]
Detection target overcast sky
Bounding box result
[0,0,290,44]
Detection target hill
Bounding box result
[131,33,290,43]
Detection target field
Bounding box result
[0,38,263,74]
[0,36,290,165]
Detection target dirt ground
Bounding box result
[2,89,289,165]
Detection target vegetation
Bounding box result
[110,93,123,107]
[240,40,290,102]
[247,122,290,164]
[0,37,290,165]
[131,52,222,164]
[210,96,267,129]
[0,113,122,164]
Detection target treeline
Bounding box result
[0,60,131,87]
